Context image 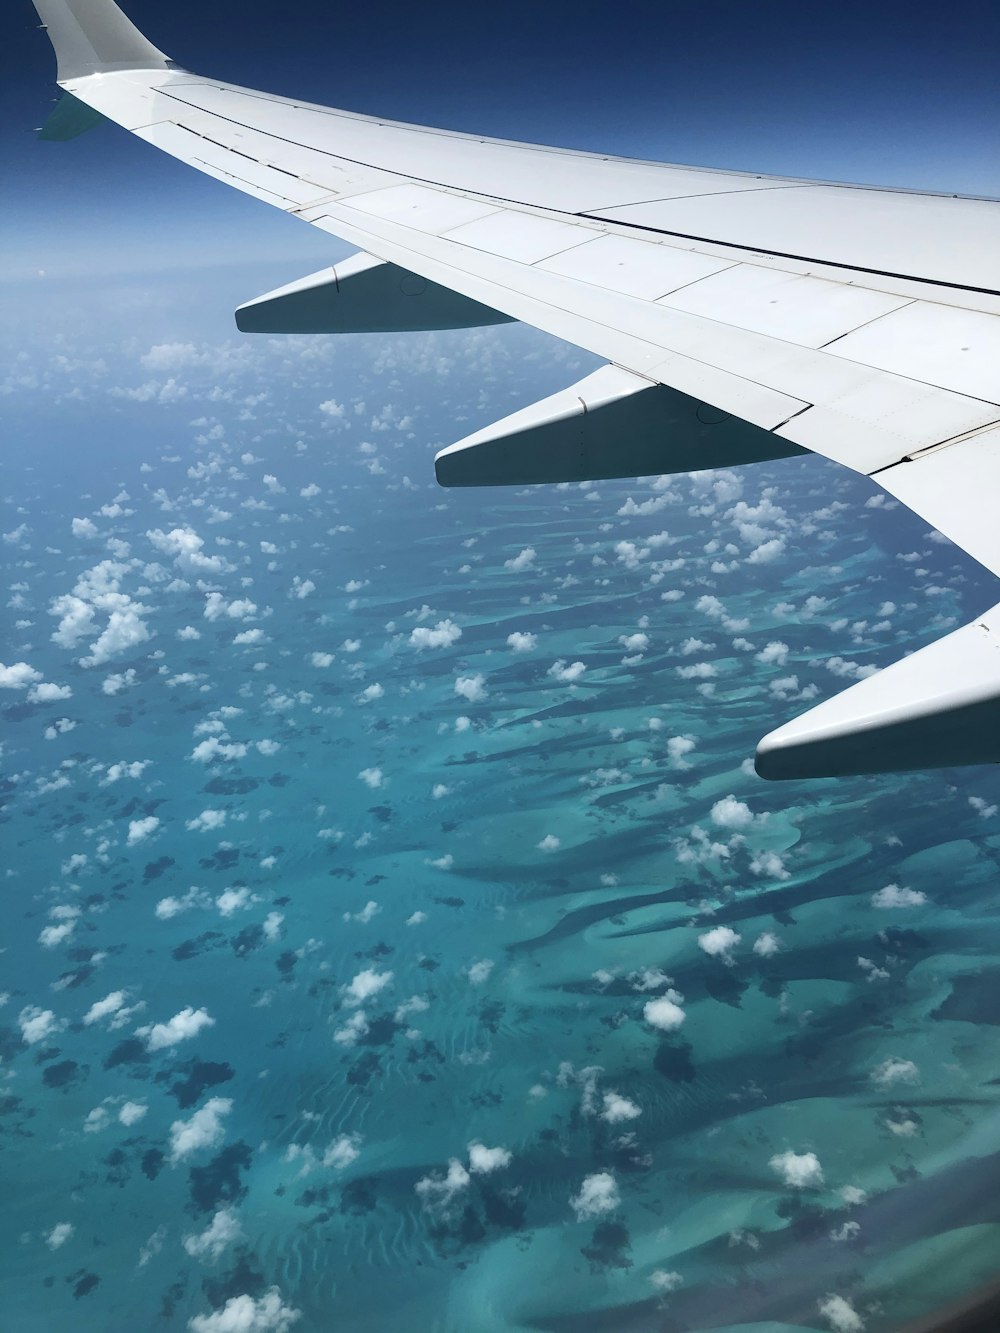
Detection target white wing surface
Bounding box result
[32,0,1000,780]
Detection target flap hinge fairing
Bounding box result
[235,252,515,335]
[435,364,806,488]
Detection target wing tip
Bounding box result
[32,0,172,83]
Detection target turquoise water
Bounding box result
[3,270,1000,1332]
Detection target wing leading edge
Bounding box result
[32,0,1000,780]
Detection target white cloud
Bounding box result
[323,1134,362,1169]
[649,1269,683,1292]
[454,674,487,702]
[755,640,790,665]
[183,1208,243,1262]
[83,991,128,1026]
[188,1288,301,1333]
[466,959,494,985]
[217,888,254,918]
[186,809,227,833]
[818,1294,865,1333]
[72,517,98,538]
[119,1101,148,1127]
[147,527,228,575]
[46,1223,74,1251]
[263,912,283,941]
[537,834,561,852]
[506,631,537,652]
[468,1142,512,1174]
[747,538,786,564]
[310,652,334,668]
[357,767,384,789]
[710,795,755,830]
[870,1056,919,1089]
[141,1006,215,1052]
[19,1005,60,1045]
[101,668,137,695]
[343,968,393,1006]
[753,932,780,958]
[698,926,741,960]
[126,815,159,846]
[27,681,73,703]
[769,1150,823,1189]
[666,735,696,768]
[601,1092,642,1124]
[871,884,927,909]
[643,993,686,1031]
[169,1097,232,1164]
[570,1171,620,1221]
[0,662,42,689]
[547,659,586,684]
[504,547,536,572]
[415,1158,471,1210]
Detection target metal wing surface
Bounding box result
[32,0,1000,780]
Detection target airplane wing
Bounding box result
[31,0,1000,781]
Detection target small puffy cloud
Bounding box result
[141,1006,215,1052]
[183,1208,243,1262]
[650,1270,683,1293]
[755,641,790,665]
[504,547,536,572]
[666,735,696,768]
[46,1223,74,1251]
[468,1142,512,1174]
[747,537,786,564]
[871,884,927,909]
[818,1294,865,1333]
[870,1056,919,1089]
[570,1171,620,1221]
[698,926,741,961]
[323,1134,362,1169]
[169,1096,232,1164]
[643,993,686,1031]
[101,668,137,696]
[0,661,42,690]
[506,631,537,652]
[547,659,586,684]
[119,1101,148,1127]
[217,888,254,918]
[537,834,560,853]
[19,1005,60,1045]
[710,795,755,830]
[356,682,384,704]
[82,991,128,1026]
[147,526,228,575]
[753,932,780,958]
[415,1158,470,1210]
[357,767,383,790]
[186,809,227,833]
[769,1150,823,1189]
[188,1288,301,1333]
[263,912,283,942]
[127,816,159,846]
[72,517,98,538]
[454,673,487,703]
[466,959,494,985]
[27,681,73,703]
[343,968,393,1006]
[601,1092,642,1124]
[310,652,334,668]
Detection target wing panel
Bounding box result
[591,186,1000,295]
[825,302,1000,403]
[659,267,911,348]
[539,234,735,300]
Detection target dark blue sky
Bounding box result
[3,0,999,279]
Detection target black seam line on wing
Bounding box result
[577,213,1000,299]
[163,82,1000,203]
[867,415,1000,476]
[155,90,1000,301]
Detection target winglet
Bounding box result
[32,0,172,83]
